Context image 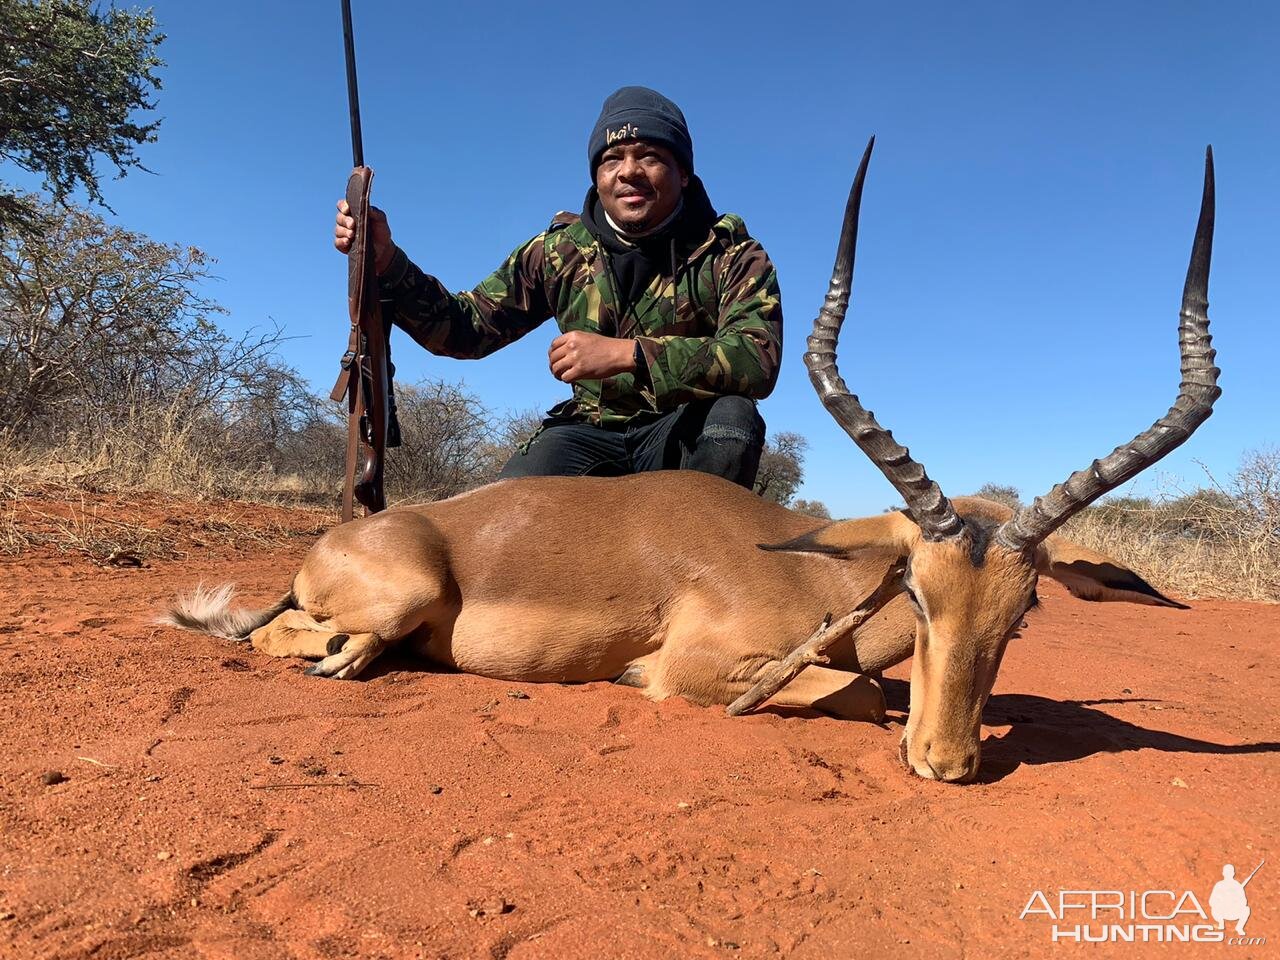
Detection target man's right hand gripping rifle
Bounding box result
[334,199,395,274]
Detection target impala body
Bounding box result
[169,141,1218,783]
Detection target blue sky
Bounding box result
[15,1,1278,516]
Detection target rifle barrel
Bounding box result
[340,0,364,168]
[1242,859,1265,887]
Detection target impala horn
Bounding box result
[805,136,964,542]
[996,147,1220,553]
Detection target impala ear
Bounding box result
[1035,536,1189,609]
[759,512,919,558]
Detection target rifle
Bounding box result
[330,0,400,522]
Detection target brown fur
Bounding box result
[166,480,1181,770]
[170,473,914,722]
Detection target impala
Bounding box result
[168,139,1219,783]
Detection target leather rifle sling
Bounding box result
[332,166,377,522]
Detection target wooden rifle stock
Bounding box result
[330,168,396,521]
[331,0,398,522]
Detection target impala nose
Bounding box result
[925,744,979,784]
[904,738,979,783]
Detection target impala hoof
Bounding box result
[614,663,647,688]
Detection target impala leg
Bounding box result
[770,666,886,722]
[304,632,387,680]
[250,610,350,660]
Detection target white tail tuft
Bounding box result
[162,582,293,642]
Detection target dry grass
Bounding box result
[0,376,517,512]
[34,498,178,565]
[1064,507,1278,602]
[0,489,333,565]
[188,509,330,548]
[0,377,515,562]
[0,490,176,564]
[1058,452,1280,603]
[0,483,33,556]
[0,449,332,565]
[0,419,340,508]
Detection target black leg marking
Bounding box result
[326,633,350,656]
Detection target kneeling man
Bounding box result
[335,86,783,487]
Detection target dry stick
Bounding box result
[249,781,378,790]
[725,560,906,717]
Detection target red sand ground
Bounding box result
[0,493,1276,959]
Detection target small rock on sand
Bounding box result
[467,897,514,918]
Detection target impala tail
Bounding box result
[163,583,296,642]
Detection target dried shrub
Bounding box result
[972,483,1022,510]
[791,499,832,520]
[384,380,502,503]
[1061,451,1280,602]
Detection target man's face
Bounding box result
[595,139,688,234]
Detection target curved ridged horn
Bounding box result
[996,147,1221,554]
[805,136,964,542]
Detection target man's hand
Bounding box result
[334,199,395,275]
[548,331,636,383]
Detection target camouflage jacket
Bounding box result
[377,200,783,427]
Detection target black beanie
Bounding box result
[588,86,693,177]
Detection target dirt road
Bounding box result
[1,495,1275,959]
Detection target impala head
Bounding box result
[897,513,1034,782]
[767,138,1219,783]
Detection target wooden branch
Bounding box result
[249,781,377,790]
[725,559,906,717]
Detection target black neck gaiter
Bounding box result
[579,176,718,330]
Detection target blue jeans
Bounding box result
[498,395,766,489]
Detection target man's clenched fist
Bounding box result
[548,331,637,383]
